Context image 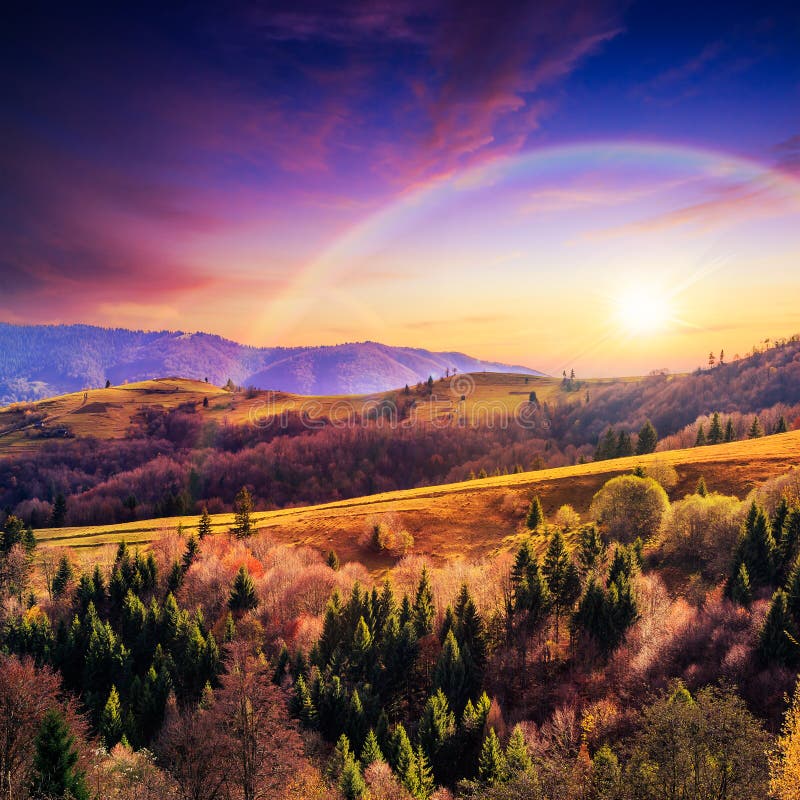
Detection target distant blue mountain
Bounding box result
[0,323,544,403]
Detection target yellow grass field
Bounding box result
[0,372,636,454]
[33,429,800,572]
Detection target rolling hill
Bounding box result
[35,429,800,571]
[0,322,544,403]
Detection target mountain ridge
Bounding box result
[0,322,544,402]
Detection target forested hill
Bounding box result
[0,323,543,402]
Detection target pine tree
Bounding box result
[360,728,384,766]
[478,727,507,785]
[30,708,89,800]
[228,566,258,612]
[328,733,353,781]
[412,567,435,637]
[100,685,124,748]
[505,724,532,775]
[696,476,708,497]
[232,486,253,537]
[786,557,800,623]
[695,424,707,447]
[737,503,776,588]
[596,428,617,461]
[749,416,764,439]
[526,495,544,530]
[636,420,658,455]
[759,590,798,667]
[724,417,736,442]
[197,506,212,539]
[708,412,723,445]
[776,415,789,434]
[418,690,455,782]
[616,430,634,458]
[730,563,752,607]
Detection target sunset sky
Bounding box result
[2,1,799,376]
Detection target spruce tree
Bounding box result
[51,555,74,598]
[100,685,124,748]
[228,566,258,612]
[412,567,435,637]
[577,525,605,574]
[182,535,199,571]
[434,630,467,712]
[418,690,455,782]
[543,531,580,640]
[327,549,340,571]
[526,495,544,530]
[696,477,708,497]
[197,506,212,539]
[775,415,789,434]
[730,563,752,607]
[412,744,435,800]
[724,417,736,442]
[708,412,723,445]
[391,724,419,797]
[339,753,366,800]
[749,416,764,439]
[737,503,776,588]
[759,590,798,666]
[786,556,800,623]
[30,708,89,800]
[636,420,658,455]
[478,727,507,785]
[695,424,707,447]
[360,728,384,766]
[505,724,532,775]
[232,486,253,537]
[51,493,68,527]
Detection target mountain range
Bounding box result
[0,323,543,403]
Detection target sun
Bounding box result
[615,287,671,335]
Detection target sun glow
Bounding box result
[616,287,672,335]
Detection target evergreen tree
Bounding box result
[228,566,258,613]
[434,630,467,712]
[328,733,353,781]
[292,674,317,726]
[412,567,435,637]
[775,415,789,434]
[418,690,455,782]
[695,424,707,447]
[591,745,621,800]
[23,525,36,552]
[51,555,74,598]
[595,428,618,462]
[696,476,708,497]
[526,495,544,530]
[30,708,89,800]
[735,503,776,588]
[478,728,507,785]
[182,535,199,572]
[636,420,658,455]
[197,506,212,539]
[327,549,340,571]
[616,430,634,457]
[412,744,435,800]
[100,685,124,748]
[360,729,384,766]
[708,412,724,445]
[51,493,68,527]
[724,417,736,442]
[759,590,798,666]
[749,416,764,439]
[339,753,366,800]
[505,724,532,775]
[577,525,605,574]
[730,563,752,607]
[232,486,253,537]
[391,724,419,797]
[542,531,580,640]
